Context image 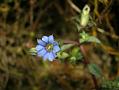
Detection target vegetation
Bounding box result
[0,0,119,90]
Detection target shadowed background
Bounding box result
[0,0,119,90]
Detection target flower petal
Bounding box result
[48,52,55,61]
[37,39,46,46]
[42,36,48,43]
[43,52,49,60]
[43,52,56,61]
[36,45,44,51]
[53,41,58,46]
[37,49,47,57]
[53,45,60,53]
[48,35,54,43]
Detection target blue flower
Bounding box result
[36,35,60,61]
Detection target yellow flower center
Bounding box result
[46,44,53,52]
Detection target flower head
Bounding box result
[36,35,60,61]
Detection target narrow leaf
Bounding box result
[88,63,102,78]
[61,44,74,51]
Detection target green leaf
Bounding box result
[29,48,37,55]
[80,31,101,44]
[88,63,102,78]
[70,56,77,61]
[101,79,119,90]
[70,47,83,61]
[87,36,101,44]
[57,52,69,59]
[61,44,74,51]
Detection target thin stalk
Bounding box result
[79,42,99,90]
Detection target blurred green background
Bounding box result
[0,0,119,90]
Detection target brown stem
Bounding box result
[92,75,98,89]
[62,39,99,89]
[79,44,98,90]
